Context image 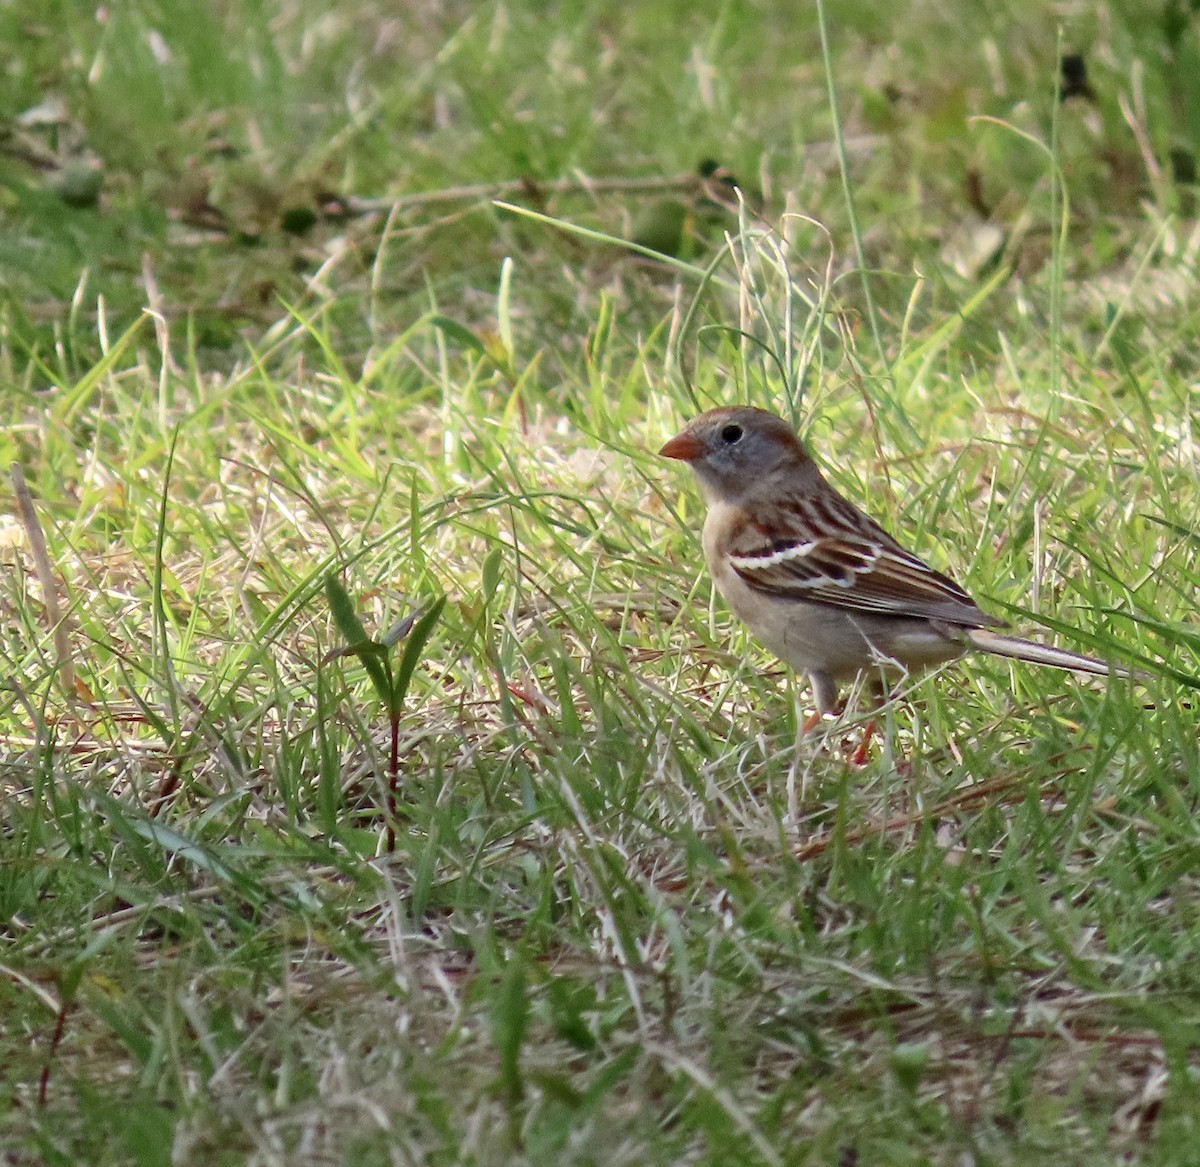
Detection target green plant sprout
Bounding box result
[324,572,446,852]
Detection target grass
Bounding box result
[2,0,1200,1164]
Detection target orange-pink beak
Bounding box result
[659,432,703,461]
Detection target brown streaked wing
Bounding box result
[724,495,1004,628]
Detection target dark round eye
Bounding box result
[720,423,743,444]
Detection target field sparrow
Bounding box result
[660,405,1129,714]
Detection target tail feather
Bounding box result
[965,628,1131,679]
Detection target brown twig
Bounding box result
[38,997,72,1107]
[793,758,1078,862]
[343,138,887,218]
[344,173,700,216]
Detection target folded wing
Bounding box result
[725,494,1005,629]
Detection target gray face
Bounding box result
[662,406,811,505]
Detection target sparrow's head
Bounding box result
[659,406,814,503]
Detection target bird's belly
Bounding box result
[715,571,965,679]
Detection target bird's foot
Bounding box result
[800,707,875,767]
[800,709,828,735]
[847,720,877,767]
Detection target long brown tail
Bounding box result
[965,628,1133,679]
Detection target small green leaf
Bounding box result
[324,639,390,663]
[586,291,613,369]
[890,1042,930,1093]
[491,949,529,1104]
[481,547,503,604]
[60,959,88,1002]
[325,572,370,645]
[410,473,422,566]
[496,255,515,360]
[128,819,238,884]
[430,315,488,357]
[391,594,446,716]
[325,571,393,703]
